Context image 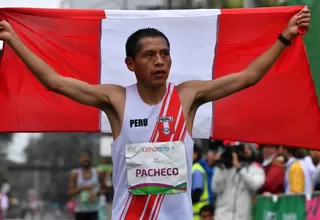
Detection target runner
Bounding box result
[68,149,106,220]
[0,7,311,219]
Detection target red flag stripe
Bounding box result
[0,8,104,132]
[212,6,320,148]
[0,7,106,19]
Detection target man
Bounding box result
[27,189,39,219]
[282,147,297,193]
[0,7,311,219]
[199,205,214,220]
[68,149,106,220]
[286,148,314,194]
[0,185,9,220]
[259,144,285,194]
[212,142,265,220]
[199,141,221,206]
[192,144,209,220]
[310,150,320,190]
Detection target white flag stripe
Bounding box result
[100,9,221,138]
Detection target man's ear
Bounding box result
[125,57,135,72]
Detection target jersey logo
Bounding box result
[157,116,175,135]
[130,118,148,128]
[157,116,173,123]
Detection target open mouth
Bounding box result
[153,70,166,76]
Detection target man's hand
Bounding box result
[283,6,311,40]
[89,192,98,201]
[232,153,240,168]
[0,20,16,43]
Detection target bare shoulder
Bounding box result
[177,80,206,93]
[177,80,203,104]
[99,84,126,106]
[99,84,125,95]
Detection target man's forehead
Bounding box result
[138,37,169,51]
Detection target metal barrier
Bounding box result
[253,192,320,220]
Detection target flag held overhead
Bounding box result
[0,6,319,149]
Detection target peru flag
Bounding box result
[0,6,319,149]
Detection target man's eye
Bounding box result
[163,51,170,56]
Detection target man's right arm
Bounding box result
[4,21,115,108]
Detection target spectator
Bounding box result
[199,205,214,220]
[282,147,297,193]
[310,150,320,190]
[286,148,313,194]
[212,143,265,220]
[199,140,222,206]
[192,144,210,220]
[259,144,285,194]
[0,187,8,220]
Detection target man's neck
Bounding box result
[137,82,167,105]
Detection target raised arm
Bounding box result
[183,7,311,105]
[0,20,118,108]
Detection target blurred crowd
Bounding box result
[192,140,320,220]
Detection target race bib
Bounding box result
[126,141,187,195]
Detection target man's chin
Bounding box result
[151,80,167,88]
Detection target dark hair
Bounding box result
[260,144,279,149]
[81,148,92,159]
[200,205,214,216]
[125,28,170,58]
[194,144,203,161]
[283,146,306,159]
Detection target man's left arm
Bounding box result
[183,7,310,105]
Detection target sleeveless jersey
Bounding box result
[111,82,194,220]
[75,168,100,213]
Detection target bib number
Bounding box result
[125,141,188,195]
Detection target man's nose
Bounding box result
[154,54,164,66]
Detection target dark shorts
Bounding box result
[75,211,98,220]
[105,188,114,203]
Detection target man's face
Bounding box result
[125,37,171,88]
[244,144,253,158]
[200,211,214,220]
[193,152,198,161]
[206,151,217,166]
[310,150,320,165]
[262,145,277,160]
[80,153,92,169]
